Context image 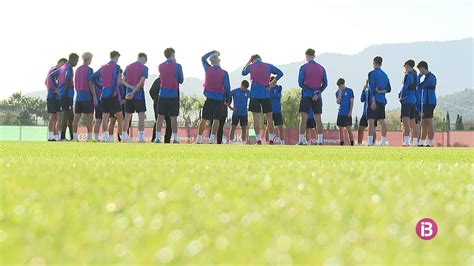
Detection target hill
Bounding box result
[436,88,474,125]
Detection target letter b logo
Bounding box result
[416,218,438,240]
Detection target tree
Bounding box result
[433,111,448,131]
[446,111,450,131]
[179,94,204,127]
[280,88,301,128]
[0,92,47,125]
[326,122,331,130]
[385,110,402,130]
[455,114,464,130]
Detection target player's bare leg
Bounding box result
[154,115,165,143]
[278,125,285,145]
[298,112,308,145]
[102,113,111,142]
[402,117,410,146]
[196,119,208,144]
[346,126,354,146]
[379,119,387,146]
[230,125,237,142]
[314,113,323,145]
[86,113,93,141]
[241,126,247,144]
[72,112,81,141]
[368,119,376,146]
[338,127,345,145]
[123,112,133,142]
[209,119,220,144]
[93,118,102,141]
[170,116,179,143]
[409,118,417,146]
[137,112,146,142]
[252,112,262,144]
[358,126,365,145]
[264,112,275,144]
[48,113,57,141]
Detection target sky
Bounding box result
[0,0,472,99]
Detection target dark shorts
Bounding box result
[94,101,103,119]
[401,103,416,119]
[232,115,248,127]
[299,97,323,114]
[273,112,284,126]
[306,118,316,129]
[367,103,386,120]
[125,99,146,113]
[359,114,377,128]
[47,98,61,114]
[202,98,224,120]
[415,112,421,124]
[158,97,179,117]
[75,100,94,114]
[60,96,73,111]
[102,97,121,114]
[337,115,352,127]
[249,98,272,113]
[422,104,436,119]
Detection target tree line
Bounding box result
[0,90,469,130]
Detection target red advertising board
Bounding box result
[77,127,474,147]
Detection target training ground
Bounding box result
[0,142,472,265]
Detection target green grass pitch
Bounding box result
[0,142,472,265]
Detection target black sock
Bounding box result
[340,141,344,146]
[60,131,66,140]
[350,140,354,146]
[69,130,73,140]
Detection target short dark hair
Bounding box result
[373,56,383,66]
[417,61,429,70]
[164,48,175,59]
[404,59,415,68]
[241,80,249,88]
[336,78,345,86]
[68,53,79,61]
[250,54,261,61]
[138,53,147,60]
[305,48,315,57]
[110,51,121,59]
[57,58,68,64]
